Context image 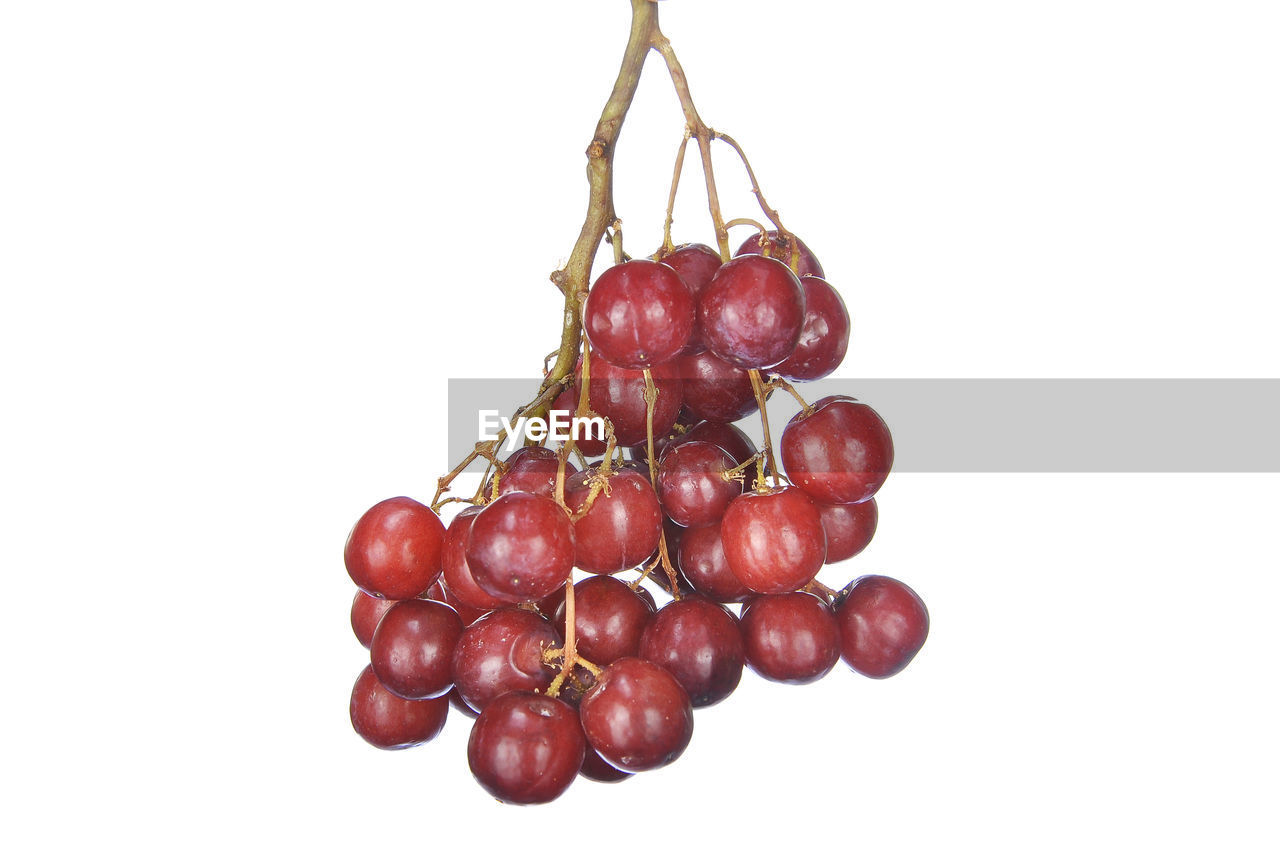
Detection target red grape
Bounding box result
[554,575,655,665]
[344,496,446,600]
[565,467,662,575]
[370,598,463,700]
[452,608,560,712]
[465,492,575,603]
[640,597,744,707]
[349,665,448,750]
[678,349,758,423]
[818,498,878,563]
[441,506,507,611]
[659,243,723,300]
[834,575,929,678]
[721,487,826,593]
[780,395,894,505]
[656,440,742,528]
[579,657,694,772]
[584,259,694,369]
[735,230,825,278]
[351,590,397,649]
[773,276,850,381]
[550,382,606,456]
[675,521,751,604]
[698,255,806,369]
[496,446,575,498]
[467,691,585,805]
[586,351,684,447]
[740,592,839,684]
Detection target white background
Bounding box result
[2,1,1278,846]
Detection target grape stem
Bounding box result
[642,368,682,598]
[748,368,780,488]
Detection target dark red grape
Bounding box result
[818,498,878,563]
[735,230,825,278]
[432,579,489,626]
[554,575,655,666]
[584,259,694,369]
[721,487,826,593]
[349,665,448,750]
[780,396,894,505]
[698,255,806,369]
[740,592,839,684]
[450,689,479,718]
[565,467,662,575]
[580,745,633,783]
[676,522,751,604]
[550,383,607,456]
[466,492,575,603]
[351,590,397,649]
[774,276,850,381]
[678,350,758,423]
[441,506,507,611]
[452,608,560,712]
[496,446,575,498]
[344,496,446,600]
[834,575,929,678]
[656,440,742,528]
[659,243,723,300]
[579,657,694,772]
[586,351,684,447]
[640,597,744,707]
[467,692,585,805]
[369,598,463,700]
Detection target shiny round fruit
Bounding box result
[349,665,448,750]
[344,496,446,600]
[586,352,684,447]
[580,745,633,783]
[442,506,507,611]
[351,590,397,649]
[780,396,894,505]
[698,255,806,369]
[678,350,758,423]
[467,692,586,805]
[661,243,724,355]
[565,468,662,575]
[740,592,840,684]
[835,575,929,678]
[721,487,826,594]
[579,657,694,772]
[432,579,489,626]
[496,446,575,498]
[550,383,606,456]
[640,597,744,707]
[656,441,742,528]
[735,230,825,278]
[554,575,654,665]
[676,522,751,604]
[452,608,560,712]
[584,259,694,369]
[819,498,878,563]
[774,276,850,381]
[466,492,575,603]
[369,598,464,700]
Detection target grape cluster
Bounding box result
[344,233,930,804]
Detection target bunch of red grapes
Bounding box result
[345,232,929,804]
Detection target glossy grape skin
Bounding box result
[554,575,655,666]
[369,598,463,700]
[698,255,806,370]
[780,396,894,505]
[579,657,694,772]
[735,230,825,278]
[465,492,575,603]
[835,575,929,678]
[720,487,827,594]
[441,506,507,611]
[740,592,840,684]
[431,579,488,626]
[549,383,606,456]
[678,350,758,423]
[675,521,751,604]
[660,243,723,299]
[344,496,446,600]
[351,590,398,648]
[819,498,878,563]
[451,608,560,712]
[640,597,744,707]
[467,692,586,805]
[580,745,633,783]
[565,468,662,575]
[584,259,694,369]
[586,351,684,447]
[349,665,449,750]
[656,440,742,528]
[450,689,479,718]
[774,276,850,381]
[496,446,576,499]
